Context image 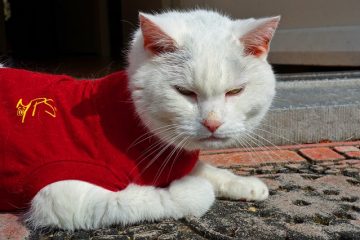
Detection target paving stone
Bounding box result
[299,147,345,161]
[4,142,360,240]
[275,167,290,173]
[0,214,29,240]
[201,150,306,167]
[240,167,256,173]
[334,146,360,153]
[257,165,275,174]
[298,169,311,174]
[234,170,250,176]
[22,166,360,240]
[285,163,303,171]
[310,165,325,173]
[345,151,360,159]
[343,168,360,178]
[334,163,349,170]
[324,169,341,175]
[201,141,360,155]
[353,164,360,169]
[318,161,335,167]
[338,159,360,165]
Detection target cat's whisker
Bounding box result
[244,130,277,150]
[141,133,186,181]
[134,132,174,161]
[166,136,190,182]
[242,131,284,162]
[136,131,179,161]
[252,127,299,145]
[234,135,271,166]
[153,134,189,185]
[246,130,286,153]
[129,131,179,175]
[137,131,183,170]
[236,135,265,165]
[127,124,179,151]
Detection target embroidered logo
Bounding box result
[16,98,57,123]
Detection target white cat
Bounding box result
[8,10,279,230]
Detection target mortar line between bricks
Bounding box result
[294,149,316,164]
[332,148,353,161]
[331,146,354,159]
[330,147,349,160]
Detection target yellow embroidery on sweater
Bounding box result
[16,98,57,123]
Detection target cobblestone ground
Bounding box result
[1,141,360,240]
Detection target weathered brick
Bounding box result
[200,150,305,167]
[344,151,360,159]
[299,147,345,161]
[334,146,360,153]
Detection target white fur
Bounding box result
[28,9,278,230]
[192,162,268,200]
[27,176,214,230]
[128,10,276,151]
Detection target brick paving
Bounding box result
[202,149,306,167]
[1,141,360,240]
[299,147,345,161]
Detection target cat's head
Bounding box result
[127,10,279,150]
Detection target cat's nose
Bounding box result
[202,118,222,133]
[202,119,222,132]
[202,111,222,132]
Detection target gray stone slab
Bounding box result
[252,75,360,146]
[273,78,360,109]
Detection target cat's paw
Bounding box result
[220,176,269,201]
[169,176,215,217]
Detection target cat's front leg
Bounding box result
[192,161,269,201]
[27,177,215,230]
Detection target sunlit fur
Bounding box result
[22,10,278,230]
[128,10,276,150]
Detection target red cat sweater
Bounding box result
[0,68,199,211]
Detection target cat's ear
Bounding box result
[139,13,177,55]
[240,16,280,58]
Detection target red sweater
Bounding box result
[0,68,199,211]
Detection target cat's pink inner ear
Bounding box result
[139,14,177,55]
[240,16,280,57]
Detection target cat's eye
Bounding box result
[174,86,197,98]
[226,87,245,96]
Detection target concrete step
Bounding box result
[252,71,360,146]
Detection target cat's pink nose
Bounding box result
[202,119,222,133]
